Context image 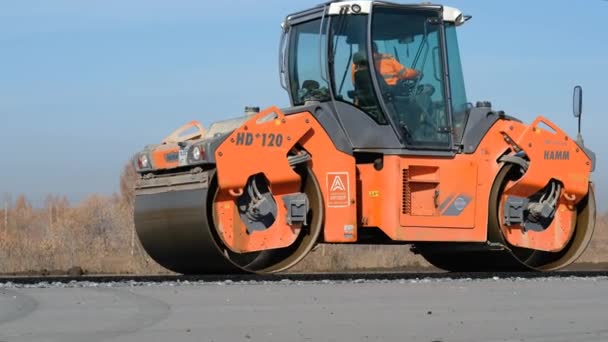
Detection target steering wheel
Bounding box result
[395,79,417,97]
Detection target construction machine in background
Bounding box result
[132,1,596,274]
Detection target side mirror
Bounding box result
[573,85,583,118]
[573,85,585,146]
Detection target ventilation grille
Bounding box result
[402,169,411,214]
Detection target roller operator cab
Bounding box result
[282,1,470,150]
[132,1,596,274]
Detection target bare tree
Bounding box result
[119,156,138,207]
[2,193,9,231]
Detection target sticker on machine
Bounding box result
[326,172,350,208]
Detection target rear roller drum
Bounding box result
[415,163,596,272]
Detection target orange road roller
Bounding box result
[133,1,596,274]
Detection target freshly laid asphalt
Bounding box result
[0,276,607,342]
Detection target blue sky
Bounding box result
[1,0,607,209]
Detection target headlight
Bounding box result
[138,154,150,169]
[192,146,201,161]
[190,145,205,162]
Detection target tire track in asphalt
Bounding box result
[0,287,170,342]
[0,288,38,325]
[520,328,608,342]
[90,287,171,341]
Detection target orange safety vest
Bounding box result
[351,53,418,86]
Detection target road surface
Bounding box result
[0,277,607,342]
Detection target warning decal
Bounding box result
[326,172,350,208]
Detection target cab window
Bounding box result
[288,19,330,105]
[372,8,451,148]
[329,15,387,124]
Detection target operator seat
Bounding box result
[350,52,377,107]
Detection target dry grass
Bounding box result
[577,212,608,264]
[0,161,605,274]
[0,194,168,275]
[0,163,168,275]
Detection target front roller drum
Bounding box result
[134,184,241,274]
[134,167,323,274]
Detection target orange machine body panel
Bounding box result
[358,145,498,243]
[144,103,592,254]
[498,116,592,252]
[357,119,513,242]
[358,116,591,248]
[150,145,180,170]
[214,107,357,253]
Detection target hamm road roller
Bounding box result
[133,1,596,274]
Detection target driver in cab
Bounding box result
[352,42,420,86]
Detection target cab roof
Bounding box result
[284,1,469,28]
